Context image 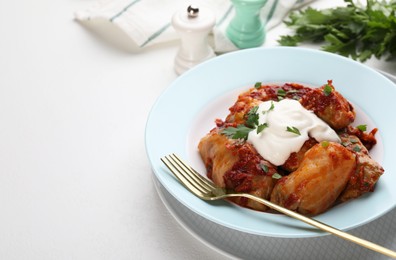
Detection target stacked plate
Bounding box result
[145,47,396,258]
[153,176,396,259]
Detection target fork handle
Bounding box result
[236,193,396,258]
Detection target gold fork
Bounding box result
[161,153,396,258]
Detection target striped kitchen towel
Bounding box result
[75,0,315,52]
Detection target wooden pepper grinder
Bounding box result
[172,5,216,75]
[226,0,268,49]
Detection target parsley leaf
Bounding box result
[353,145,362,152]
[221,125,253,140]
[356,124,367,131]
[269,101,275,111]
[260,163,269,173]
[221,104,273,140]
[262,101,275,114]
[245,106,259,128]
[277,89,286,100]
[272,173,282,179]
[221,106,263,140]
[321,140,330,148]
[278,0,396,62]
[323,84,333,96]
[286,126,301,135]
[277,89,286,97]
[257,123,268,134]
[254,82,262,89]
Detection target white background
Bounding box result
[0,0,395,259]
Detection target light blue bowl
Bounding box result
[145,47,396,238]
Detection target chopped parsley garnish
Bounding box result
[356,124,367,131]
[277,89,286,100]
[272,173,282,179]
[286,126,301,135]
[221,125,252,140]
[257,123,268,134]
[353,145,362,152]
[262,101,275,114]
[277,89,286,97]
[254,82,262,89]
[268,101,275,111]
[321,140,329,148]
[277,89,302,100]
[260,163,269,173]
[245,106,259,128]
[221,106,265,140]
[323,84,333,96]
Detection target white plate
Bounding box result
[153,174,396,259]
[145,47,396,238]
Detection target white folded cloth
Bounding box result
[75,0,314,52]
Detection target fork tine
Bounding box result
[170,154,218,192]
[161,155,209,197]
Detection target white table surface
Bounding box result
[0,0,395,259]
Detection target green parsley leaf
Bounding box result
[262,101,275,115]
[245,106,259,128]
[353,145,362,152]
[260,163,269,173]
[268,101,275,111]
[221,125,253,140]
[278,35,300,46]
[321,140,330,148]
[323,84,333,96]
[286,126,301,135]
[272,173,282,179]
[277,89,287,98]
[257,123,268,134]
[220,103,271,140]
[356,124,367,131]
[254,82,262,89]
[341,141,350,147]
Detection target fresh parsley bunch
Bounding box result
[278,0,396,62]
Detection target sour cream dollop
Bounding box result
[247,99,340,166]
